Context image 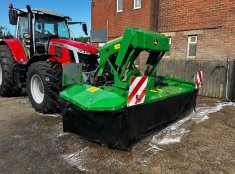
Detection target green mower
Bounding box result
[59,27,202,150]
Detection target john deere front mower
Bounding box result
[59,27,200,150]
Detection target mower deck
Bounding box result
[59,28,200,150]
[60,77,198,150]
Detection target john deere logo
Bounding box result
[154,39,158,46]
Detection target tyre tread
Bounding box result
[0,45,21,96]
[27,61,62,114]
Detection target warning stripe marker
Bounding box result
[128,76,148,107]
[195,71,203,89]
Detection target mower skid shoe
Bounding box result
[61,90,198,150]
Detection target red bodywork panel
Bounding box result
[48,39,98,64]
[0,39,27,62]
[49,46,71,64]
[0,38,98,64]
[49,39,98,55]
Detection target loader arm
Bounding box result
[97,27,169,89]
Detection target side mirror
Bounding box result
[82,23,88,36]
[9,9,18,25]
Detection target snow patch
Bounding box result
[157,128,190,145]
[56,132,69,138]
[145,144,164,154]
[149,102,235,150]
[105,158,126,168]
[62,147,90,172]
[38,113,61,117]
[192,102,235,123]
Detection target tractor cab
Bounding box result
[8,4,88,57]
[17,12,71,55]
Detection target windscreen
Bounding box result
[35,15,70,39]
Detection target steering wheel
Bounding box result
[44,30,53,36]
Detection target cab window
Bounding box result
[17,16,28,41]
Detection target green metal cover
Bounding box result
[60,84,126,111]
[60,76,195,111]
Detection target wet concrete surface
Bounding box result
[0,92,234,174]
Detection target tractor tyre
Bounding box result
[0,45,22,96]
[27,61,62,114]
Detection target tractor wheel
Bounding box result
[0,45,22,96]
[27,61,62,114]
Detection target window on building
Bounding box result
[187,35,197,58]
[134,0,141,9]
[117,0,123,12]
[164,37,171,58]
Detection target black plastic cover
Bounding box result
[61,90,198,150]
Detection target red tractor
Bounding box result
[0,4,98,113]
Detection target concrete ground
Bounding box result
[0,92,234,174]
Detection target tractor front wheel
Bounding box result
[0,45,22,96]
[27,61,62,114]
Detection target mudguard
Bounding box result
[0,39,27,62]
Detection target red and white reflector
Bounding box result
[195,70,203,89]
[128,76,148,107]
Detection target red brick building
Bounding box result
[91,0,235,59]
[91,0,235,99]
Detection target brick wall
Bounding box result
[91,0,235,61]
[91,0,109,30]
[91,0,153,39]
[158,0,235,60]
